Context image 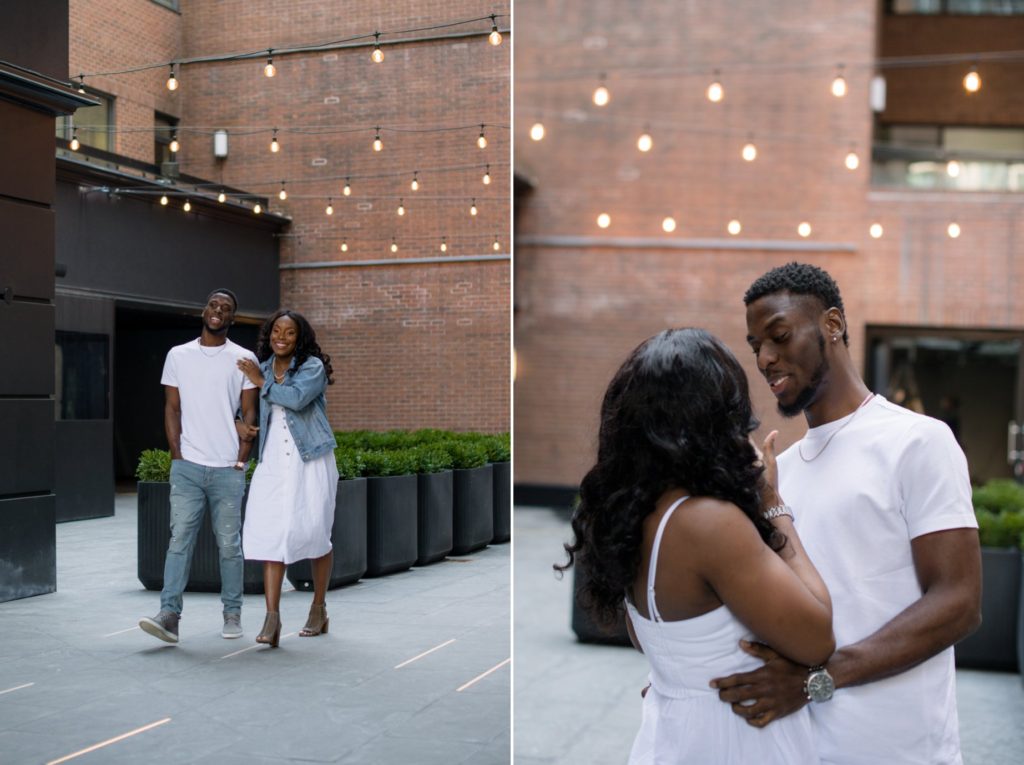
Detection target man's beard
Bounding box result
[203,318,229,336]
[778,331,829,418]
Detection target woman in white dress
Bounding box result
[556,328,834,764]
[237,309,339,647]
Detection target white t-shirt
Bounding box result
[778,395,976,765]
[161,338,258,467]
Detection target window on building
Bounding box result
[55,331,110,420]
[155,112,179,167]
[889,0,1024,13]
[56,90,114,152]
[872,124,1024,191]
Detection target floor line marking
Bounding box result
[0,682,34,696]
[219,632,297,659]
[394,638,457,669]
[456,657,511,692]
[46,717,172,765]
[103,626,140,637]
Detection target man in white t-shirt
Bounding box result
[711,263,981,764]
[139,288,259,644]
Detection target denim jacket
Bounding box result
[257,355,335,463]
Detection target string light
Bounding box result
[596,212,610,229]
[264,50,276,78]
[483,165,491,185]
[963,65,981,93]
[706,71,724,103]
[325,198,334,215]
[410,172,419,191]
[391,237,398,252]
[372,32,384,63]
[831,65,847,98]
[493,235,501,251]
[253,203,262,214]
[593,74,610,107]
[397,198,405,216]
[798,222,812,237]
[470,199,478,216]
[947,222,961,238]
[637,130,653,153]
[741,140,757,162]
[278,182,287,201]
[869,223,883,239]
[477,125,488,149]
[218,191,226,203]
[340,240,348,252]
[169,133,179,153]
[440,237,448,252]
[845,148,860,170]
[727,219,741,235]
[489,14,502,46]
[69,128,80,151]
[373,127,383,152]
[166,63,178,91]
[183,199,191,212]
[530,122,545,141]
[76,74,86,94]
[662,217,676,233]
[343,179,352,196]
[270,128,280,153]
[160,195,169,206]
[946,160,960,178]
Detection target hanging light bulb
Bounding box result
[270,128,280,153]
[410,172,419,191]
[343,179,352,196]
[470,199,478,216]
[489,15,502,46]
[253,203,262,214]
[727,219,741,235]
[278,182,287,201]
[596,213,611,229]
[963,66,981,93]
[440,237,448,253]
[636,130,653,153]
[264,50,276,78]
[798,222,812,238]
[166,63,178,91]
[947,222,961,239]
[371,32,384,63]
[183,199,191,212]
[340,240,348,252]
[477,125,488,149]
[662,217,676,233]
[845,149,860,170]
[831,65,848,98]
[160,195,169,206]
[493,236,501,251]
[390,238,398,253]
[77,74,86,94]
[869,223,884,239]
[707,71,724,103]
[483,165,491,185]
[397,199,405,216]
[169,133,180,153]
[946,160,961,178]
[373,128,383,152]
[530,122,545,141]
[218,191,226,203]
[69,128,80,151]
[593,74,609,106]
[325,198,334,216]
[742,140,757,162]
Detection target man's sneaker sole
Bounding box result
[221,629,243,639]
[139,617,178,643]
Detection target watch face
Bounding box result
[807,671,835,702]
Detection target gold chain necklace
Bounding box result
[273,356,289,382]
[798,393,875,462]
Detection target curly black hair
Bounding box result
[256,309,335,384]
[743,262,848,345]
[555,328,784,627]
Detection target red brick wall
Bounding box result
[514,0,1023,488]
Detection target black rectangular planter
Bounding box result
[955,547,1021,672]
[137,481,265,594]
[452,464,494,555]
[365,473,418,577]
[287,477,368,590]
[491,461,510,544]
[416,470,453,565]
[572,560,631,646]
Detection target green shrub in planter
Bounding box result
[973,480,1024,515]
[480,432,510,462]
[361,447,419,477]
[412,444,454,474]
[444,439,489,469]
[335,449,365,481]
[136,449,172,482]
[977,509,1024,548]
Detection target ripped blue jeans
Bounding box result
[161,459,245,615]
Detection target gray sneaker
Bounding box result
[222,612,243,639]
[139,610,179,643]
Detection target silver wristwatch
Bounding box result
[804,666,835,703]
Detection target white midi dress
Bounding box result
[625,496,819,765]
[242,404,339,564]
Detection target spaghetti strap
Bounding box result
[646,496,690,622]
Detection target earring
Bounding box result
[832,336,838,342]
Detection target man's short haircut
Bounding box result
[206,288,238,311]
[743,262,848,344]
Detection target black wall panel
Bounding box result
[55,421,113,522]
[0,197,54,301]
[0,495,56,601]
[0,399,54,495]
[0,301,54,395]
